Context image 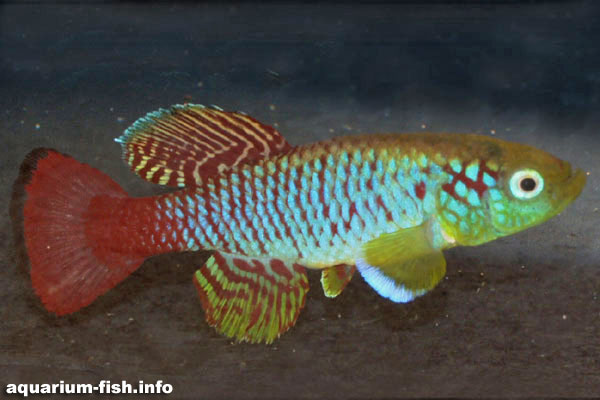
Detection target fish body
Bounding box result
[11,104,586,343]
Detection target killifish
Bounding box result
[11,104,586,343]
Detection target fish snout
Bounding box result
[567,167,586,199]
[554,166,586,211]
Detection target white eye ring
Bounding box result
[510,169,544,199]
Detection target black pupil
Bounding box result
[520,177,536,191]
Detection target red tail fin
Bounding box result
[10,149,144,315]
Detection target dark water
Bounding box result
[1,2,599,398]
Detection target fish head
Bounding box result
[484,139,586,240]
[434,135,586,247]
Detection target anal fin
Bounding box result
[321,264,356,298]
[194,252,309,344]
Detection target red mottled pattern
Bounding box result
[442,160,499,202]
[415,181,426,200]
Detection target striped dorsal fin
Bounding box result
[194,252,309,344]
[115,104,292,187]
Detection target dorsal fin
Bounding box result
[115,104,292,187]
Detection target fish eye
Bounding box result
[520,177,536,191]
[510,169,544,199]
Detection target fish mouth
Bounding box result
[555,167,586,214]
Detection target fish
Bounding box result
[10,104,586,344]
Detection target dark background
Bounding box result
[1,1,599,398]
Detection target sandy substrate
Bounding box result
[1,3,599,398]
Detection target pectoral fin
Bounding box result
[357,223,446,303]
